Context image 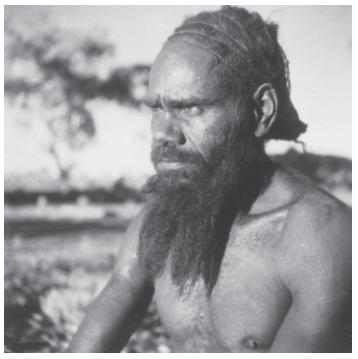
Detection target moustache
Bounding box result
[151,142,205,165]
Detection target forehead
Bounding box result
[148,41,229,103]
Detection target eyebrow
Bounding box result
[143,95,219,108]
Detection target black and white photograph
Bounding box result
[3,4,352,353]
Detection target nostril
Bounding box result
[162,140,171,148]
[160,138,184,149]
[178,132,186,145]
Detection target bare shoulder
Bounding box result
[283,187,351,254]
[263,165,351,252]
[278,185,351,294]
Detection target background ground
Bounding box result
[4,208,171,353]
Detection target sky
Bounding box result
[4,5,352,186]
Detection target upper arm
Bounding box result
[110,204,153,292]
[67,205,154,352]
[272,197,351,352]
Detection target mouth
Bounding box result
[155,161,186,172]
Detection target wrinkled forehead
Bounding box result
[148,41,232,103]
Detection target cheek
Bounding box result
[181,114,229,158]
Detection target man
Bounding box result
[67,6,351,352]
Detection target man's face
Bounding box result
[145,41,239,177]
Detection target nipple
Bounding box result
[242,336,265,350]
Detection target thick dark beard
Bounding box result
[138,121,274,296]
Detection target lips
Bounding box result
[156,161,185,171]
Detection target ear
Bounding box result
[253,83,278,138]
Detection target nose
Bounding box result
[151,111,186,146]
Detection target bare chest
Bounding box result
[153,210,291,352]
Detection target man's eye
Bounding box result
[182,106,203,116]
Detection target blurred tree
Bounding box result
[5,12,149,188]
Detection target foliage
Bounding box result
[4,231,170,353]
[5,14,108,183]
[5,12,149,185]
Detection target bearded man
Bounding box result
[67,6,351,353]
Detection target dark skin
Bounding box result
[67,41,351,353]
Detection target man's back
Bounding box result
[152,166,351,352]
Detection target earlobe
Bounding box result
[253,83,278,138]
